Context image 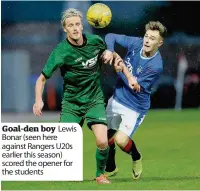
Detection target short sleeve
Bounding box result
[42,49,64,79]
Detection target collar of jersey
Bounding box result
[140,48,158,60]
[66,34,87,48]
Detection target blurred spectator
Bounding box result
[182,67,200,108]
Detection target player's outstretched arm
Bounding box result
[103,33,139,65]
[113,53,140,92]
[33,74,46,116]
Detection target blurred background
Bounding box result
[1,1,200,122]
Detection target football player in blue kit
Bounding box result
[102,21,167,179]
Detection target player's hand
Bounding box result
[102,50,114,65]
[128,76,141,92]
[113,58,124,72]
[33,100,44,116]
[134,83,141,93]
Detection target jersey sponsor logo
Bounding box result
[82,55,98,68]
[125,57,133,74]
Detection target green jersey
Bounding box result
[42,34,106,105]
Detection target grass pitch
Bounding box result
[1,109,200,190]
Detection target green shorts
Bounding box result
[60,100,107,128]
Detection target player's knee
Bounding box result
[92,124,108,149]
[115,136,127,148]
[115,131,129,149]
[96,138,108,149]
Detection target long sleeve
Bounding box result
[105,33,141,52]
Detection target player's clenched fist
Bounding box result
[33,100,44,116]
[127,76,141,92]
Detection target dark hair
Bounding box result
[145,21,167,38]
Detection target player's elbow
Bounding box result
[105,33,115,41]
[36,74,47,85]
[105,33,114,37]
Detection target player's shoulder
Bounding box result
[85,33,104,43]
[136,37,143,43]
[57,40,69,48]
[52,40,69,54]
[130,36,143,45]
[155,51,163,63]
[146,51,163,72]
[85,33,103,40]
[135,37,143,49]
[52,40,63,50]
[128,36,143,51]
[46,40,70,60]
[152,52,163,71]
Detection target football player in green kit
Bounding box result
[33,8,137,184]
[33,8,111,184]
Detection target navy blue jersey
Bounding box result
[105,33,163,114]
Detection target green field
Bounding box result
[2,109,200,190]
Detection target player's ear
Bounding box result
[158,40,163,47]
[63,27,67,33]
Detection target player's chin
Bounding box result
[72,34,81,40]
[143,46,152,53]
